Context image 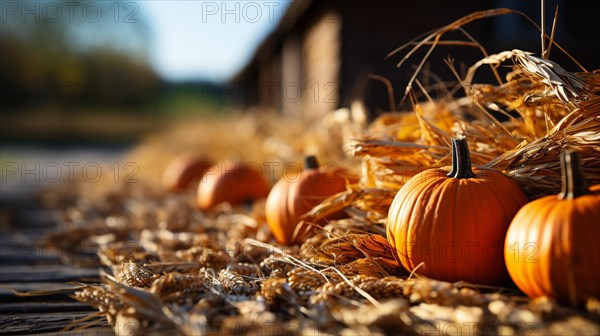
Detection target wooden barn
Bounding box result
[231,0,600,119]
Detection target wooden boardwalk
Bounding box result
[0,192,113,335]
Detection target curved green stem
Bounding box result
[558,150,589,200]
[447,137,475,179]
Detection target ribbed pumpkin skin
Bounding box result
[505,184,600,306]
[387,167,528,285]
[197,161,270,210]
[162,153,210,192]
[265,177,295,245]
[266,166,347,245]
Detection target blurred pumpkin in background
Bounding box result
[266,156,348,245]
[162,152,212,192]
[197,161,270,210]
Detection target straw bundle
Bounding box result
[308,50,599,224]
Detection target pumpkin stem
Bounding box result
[304,155,319,170]
[558,150,589,200]
[447,139,458,177]
[447,137,475,179]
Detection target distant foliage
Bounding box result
[0,0,161,113]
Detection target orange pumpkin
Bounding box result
[505,150,600,306]
[162,153,211,192]
[386,137,528,285]
[197,161,270,210]
[266,156,348,245]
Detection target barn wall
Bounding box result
[281,35,302,117]
[232,0,600,119]
[300,10,341,120]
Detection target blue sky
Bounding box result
[139,1,290,82]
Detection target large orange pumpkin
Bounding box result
[197,161,270,210]
[162,153,211,192]
[386,137,528,285]
[505,150,600,306]
[266,156,348,245]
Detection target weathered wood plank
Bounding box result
[0,241,99,266]
[2,200,58,230]
[43,326,115,336]
[0,265,100,283]
[0,282,81,303]
[0,311,108,335]
[0,240,64,265]
[0,302,94,314]
[0,180,114,335]
[13,209,59,229]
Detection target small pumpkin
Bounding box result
[162,153,211,192]
[386,136,528,285]
[197,161,270,210]
[505,150,600,306]
[266,156,348,245]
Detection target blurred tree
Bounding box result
[0,0,162,113]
